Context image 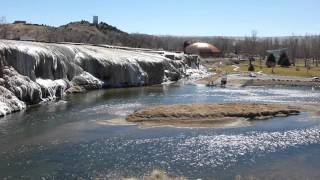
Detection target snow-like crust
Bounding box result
[0,86,26,116]
[0,40,203,116]
[0,40,184,85]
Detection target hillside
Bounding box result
[0,21,134,46]
[0,21,232,51]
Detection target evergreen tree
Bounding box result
[278,52,291,67]
[266,54,276,68]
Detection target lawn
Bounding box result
[220,61,320,77]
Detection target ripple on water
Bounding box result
[173,127,320,168]
[80,102,144,117]
[46,125,319,178]
[193,87,320,103]
[1,85,320,179]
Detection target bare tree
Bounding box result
[246,30,258,71]
[310,35,320,67]
[302,35,312,67]
[288,35,298,66]
[273,37,280,49]
[250,30,258,55]
[316,35,320,67]
[243,30,258,54]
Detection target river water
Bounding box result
[0,83,320,179]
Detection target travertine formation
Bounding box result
[0,40,203,116]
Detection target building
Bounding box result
[13,20,26,24]
[93,16,99,25]
[266,48,289,62]
[0,16,6,24]
[184,42,221,58]
[19,36,36,41]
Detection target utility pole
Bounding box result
[0,16,6,24]
[0,52,3,78]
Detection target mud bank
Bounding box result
[243,79,320,87]
[123,170,186,180]
[126,103,301,127]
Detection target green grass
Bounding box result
[220,62,320,77]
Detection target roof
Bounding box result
[185,42,221,54]
[266,48,288,54]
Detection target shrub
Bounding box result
[248,64,255,71]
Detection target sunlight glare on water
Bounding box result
[0,85,320,179]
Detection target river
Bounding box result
[0,83,320,179]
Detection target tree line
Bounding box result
[0,21,319,65]
[129,32,320,67]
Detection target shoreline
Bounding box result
[197,72,320,88]
[242,78,320,87]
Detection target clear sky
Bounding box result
[1,0,320,37]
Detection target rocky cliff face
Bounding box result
[0,40,202,116]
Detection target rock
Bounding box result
[0,86,26,116]
[183,54,200,69]
[3,66,42,104]
[66,86,87,94]
[36,78,70,100]
[71,72,104,90]
[164,70,181,81]
[0,78,5,86]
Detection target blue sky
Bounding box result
[1,0,320,36]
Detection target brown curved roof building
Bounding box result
[185,42,221,58]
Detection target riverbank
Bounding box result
[197,72,320,88]
[126,103,300,128]
[242,78,320,87]
[219,61,320,78]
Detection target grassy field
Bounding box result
[220,60,320,77]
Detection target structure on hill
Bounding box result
[93,16,99,25]
[0,16,6,24]
[19,35,36,41]
[13,20,26,24]
[184,42,221,58]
